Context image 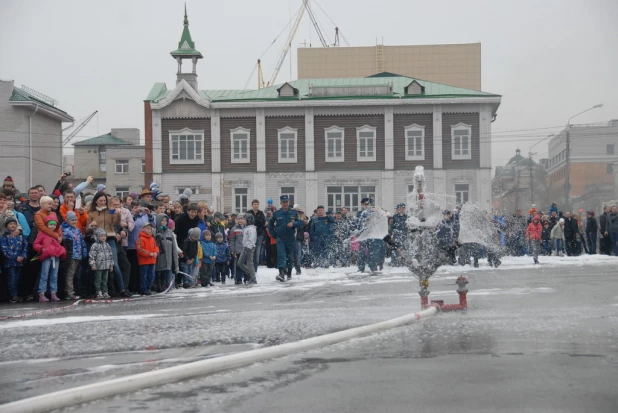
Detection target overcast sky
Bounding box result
[1,0,616,167]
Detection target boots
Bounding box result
[39,292,49,302]
[50,292,60,302]
[286,268,292,280]
[276,268,285,282]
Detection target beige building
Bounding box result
[297,43,481,91]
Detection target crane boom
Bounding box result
[267,4,305,87]
[303,0,328,47]
[63,110,98,146]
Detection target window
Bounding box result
[176,186,199,195]
[327,185,375,213]
[230,127,250,164]
[607,144,615,155]
[99,164,106,172]
[115,160,129,174]
[116,187,129,199]
[356,125,376,162]
[99,151,106,161]
[141,159,145,174]
[455,184,469,205]
[233,188,248,213]
[280,186,295,206]
[405,124,425,160]
[325,126,344,162]
[278,127,297,163]
[169,128,204,164]
[451,123,472,160]
[607,164,614,174]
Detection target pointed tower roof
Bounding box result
[170,4,203,59]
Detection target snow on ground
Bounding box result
[0,314,161,330]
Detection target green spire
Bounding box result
[170,4,203,59]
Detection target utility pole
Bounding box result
[529,152,534,205]
[564,126,571,211]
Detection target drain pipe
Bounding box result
[28,104,39,187]
[428,275,469,312]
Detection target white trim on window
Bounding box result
[230,126,251,164]
[451,122,472,160]
[233,187,249,213]
[356,125,376,162]
[277,126,298,163]
[404,124,425,161]
[169,127,205,165]
[325,125,345,162]
[115,159,129,174]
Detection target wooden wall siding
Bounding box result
[161,99,209,119]
[265,116,306,171]
[162,118,211,173]
[220,117,257,172]
[313,115,385,171]
[442,113,480,169]
[393,114,434,170]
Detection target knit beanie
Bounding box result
[96,184,106,192]
[201,229,212,238]
[183,188,193,197]
[4,217,17,228]
[66,211,78,222]
[188,227,201,239]
[3,176,14,186]
[94,228,107,239]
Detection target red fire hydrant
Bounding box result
[430,275,468,312]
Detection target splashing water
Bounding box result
[458,202,495,246]
[356,208,389,241]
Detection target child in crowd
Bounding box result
[525,214,543,264]
[214,232,230,284]
[237,214,257,284]
[0,218,28,303]
[62,211,88,300]
[154,214,179,292]
[229,214,246,284]
[551,218,565,256]
[33,214,66,302]
[301,232,312,268]
[89,228,114,299]
[136,222,159,295]
[180,227,201,288]
[541,221,552,256]
[199,230,216,287]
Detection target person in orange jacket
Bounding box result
[136,222,159,295]
[525,214,543,264]
[58,189,88,234]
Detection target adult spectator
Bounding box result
[246,199,266,271]
[563,212,579,256]
[268,195,303,281]
[585,211,598,254]
[174,204,199,242]
[2,176,25,202]
[507,210,527,256]
[609,206,618,256]
[59,189,88,234]
[19,187,41,230]
[599,206,611,255]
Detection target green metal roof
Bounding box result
[170,5,202,58]
[73,133,132,146]
[146,73,500,103]
[9,88,71,115]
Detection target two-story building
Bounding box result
[144,10,501,213]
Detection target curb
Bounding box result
[0,305,438,413]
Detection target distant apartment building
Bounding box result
[297,43,482,91]
[72,128,145,197]
[0,79,74,191]
[547,120,618,212]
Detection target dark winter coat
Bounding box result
[436,219,455,247]
[585,217,598,234]
[0,230,28,267]
[207,218,227,243]
[181,237,199,263]
[246,209,267,238]
[269,208,302,242]
[214,241,231,263]
[309,216,335,240]
[563,217,579,239]
[599,213,609,233]
[541,226,552,241]
[609,212,618,233]
[174,213,200,243]
[391,213,408,239]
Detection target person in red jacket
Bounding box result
[136,222,159,295]
[33,214,67,302]
[525,214,543,264]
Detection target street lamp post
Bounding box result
[564,104,603,211]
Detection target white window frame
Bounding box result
[404,124,425,161]
[327,185,376,213]
[277,127,298,163]
[451,122,472,160]
[99,151,106,161]
[141,159,145,174]
[233,187,249,213]
[115,159,129,174]
[455,183,470,205]
[325,125,345,162]
[230,126,251,164]
[116,187,129,199]
[99,164,106,172]
[169,127,205,165]
[356,125,377,162]
[280,186,296,206]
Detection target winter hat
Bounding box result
[3,176,14,186]
[168,219,175,230]
[267,197,273,204]
[214,211,225,220]
[66,211,78,222]
[84,194,94,205]
[96,184,106,192]
[183,188,193,197]
[215,232,223,239]
[40,196,53,205]
[245,214,254,225]
[532,204,536,208]
[559,218,564,223]
[129,192,139,199]
[202,229,212,238]
[188,227,201,239]
[150,182,159,191]
[178,194,189,202]
[94,228,107,239]
[45,214,58,227]
[142,222,152,228]
[3,217,17,228]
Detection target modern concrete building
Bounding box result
[0,79,74,191]
[72,128,144,196]
[144,11,500,213]
[297,43,482,91]
[547,120,618,212]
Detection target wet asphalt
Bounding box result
[0,258,617,412]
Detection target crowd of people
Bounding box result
[1,172,617,305]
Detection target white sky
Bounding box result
[1,0,616,167]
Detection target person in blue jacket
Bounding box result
[268,195,303,282]
[309,205,335,268]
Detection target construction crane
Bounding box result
[62,110,98,146]
[303,0,328,47]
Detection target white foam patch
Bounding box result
[0,314,161,330]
